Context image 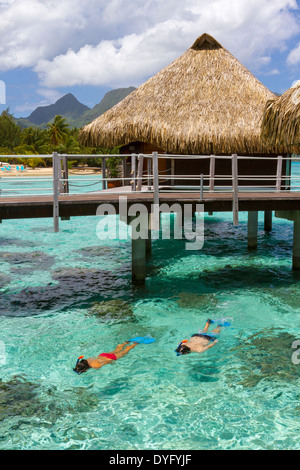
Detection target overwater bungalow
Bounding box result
[79,33,290,188]
[261,80,300,154]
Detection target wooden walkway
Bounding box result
[0,191,300,220]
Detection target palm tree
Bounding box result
[20,127,50,154]
[47,115,69,146]
[0,108,21,150]
[56,135,81,154]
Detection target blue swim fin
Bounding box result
[211,319,231,327]
[128,336,156,344]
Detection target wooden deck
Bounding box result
[0,191,300,220]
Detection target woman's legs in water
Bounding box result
[115,343,138,359]
[112,342,130,354]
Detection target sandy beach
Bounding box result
[0,165,103,177]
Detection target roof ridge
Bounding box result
[191,33,223,51]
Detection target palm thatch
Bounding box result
[261,80,300,153]
[79,33,281,155]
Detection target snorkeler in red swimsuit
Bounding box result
[74,341,138,374]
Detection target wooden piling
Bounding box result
[293,220,300,270]
[264,211,272,232]
[248,211,258,249]
[128,214,148,284]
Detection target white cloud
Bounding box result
[14,88,63,114]
[36,88,63,103]
[265,68,280,75]
[0,0,299,89]
[0,80,6,104]
[287,42,300,65]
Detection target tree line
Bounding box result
[0,110,120,173]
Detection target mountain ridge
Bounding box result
[17,87,136,129]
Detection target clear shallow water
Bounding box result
[0,167,300,450]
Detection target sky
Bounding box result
[0,0,300,118]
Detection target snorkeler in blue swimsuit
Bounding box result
[175,319,225,355]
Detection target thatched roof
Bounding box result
[261,80,300,153]
[79,33,280,155]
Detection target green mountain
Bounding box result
[19,93,89,128]
[17,87,135,129]
[82,87,136,124]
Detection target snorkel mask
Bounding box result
[175,340,190,356]
[74,355,85,374]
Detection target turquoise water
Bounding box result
[0,173,103,196]
[0,166,300,450]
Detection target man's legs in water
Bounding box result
[203,319,222,335]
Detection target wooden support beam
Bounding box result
[264,211,272,232]
[128,214,148,284]
[146,213,152,256]
[248,211,258,249]
[132,236,146,283]
[293,220,300,270]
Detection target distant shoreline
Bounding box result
[0,166,103,177]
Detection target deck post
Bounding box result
[264,211,272,232]
[62,155,69,194]
[293,220,300,270]
[248,211,258,249]
[152,152,160,230]
[52,152,60,233]
[147,158,152,190]
[276,156,283,191]
[208,157,215,214]
[102,157,107,190]
[200,174,204,201]
[122,158,126,186]
[136,154,144,192]
[61,155,71,221]
[232,154,239,226]
[131,154,137,191]
[171,158,175,186]
[209,155,215,191]
[58,154,63,194]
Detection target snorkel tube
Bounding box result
[175,340,188,356]
[74,355,84,374]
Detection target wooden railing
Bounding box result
[0,152,299,230]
